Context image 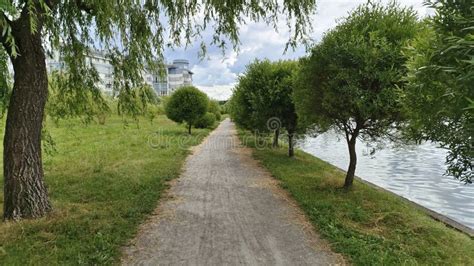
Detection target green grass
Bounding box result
[0,115,212,265]
[238,129,474,265]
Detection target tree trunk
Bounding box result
[288,133,294,157]
[344,137,357,189]
[3,17,51,220]
[272,128,279,148]
[188,123,192,134]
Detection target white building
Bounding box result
[154,59,194,96]
[46,50,114,94]
[46,52,192,96]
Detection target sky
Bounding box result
[164,0,432,101]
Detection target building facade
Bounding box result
[154,59,193,96]
[46,52,192,96]
[46,50,115,94]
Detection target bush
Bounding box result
[195,112,216,129]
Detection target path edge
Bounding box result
[119,120,227,263]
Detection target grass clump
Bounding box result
[238,129,474,265]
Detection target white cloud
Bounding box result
[165,0,431,100]
[190,54,238,87]
[197,84,235,101]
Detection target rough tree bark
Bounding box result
[272,128,279,148]
[3,13,52,220]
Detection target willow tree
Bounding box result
[294,2,419,189]
[0,0,316,220]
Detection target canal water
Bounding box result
[298,131,474,230]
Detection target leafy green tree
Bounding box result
[272,60,302,157]
[230,60,274,134]
[208,100,222,121]
[145,103,164,125]
[0,0,316,219]
[255,60,301,157]
[220,101,230,115]
[294,2,419,188]
[230,59,301,157]
[403,0,473,183]
[165,86,209,134]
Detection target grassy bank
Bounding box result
[238,129,474,265]
[0,115,212,264]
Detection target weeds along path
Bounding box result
[122,119,342,265]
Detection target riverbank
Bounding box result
[0,115,212,264]
[299,132,474,230]
[238,129,474,265]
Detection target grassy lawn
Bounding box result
[0,115,212,264]
[238,129,474,265]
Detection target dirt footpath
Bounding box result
[122,119,343,265]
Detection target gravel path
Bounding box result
[122,119,343,265]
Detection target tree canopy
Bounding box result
[403,0,473,183]
[294,2,420,188]
[230,60,275,132]
[0,0,317,89]
[0,0,318,220]
[46,71,110,124]
[230,59,301,156]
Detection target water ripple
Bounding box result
[299,132,474,229]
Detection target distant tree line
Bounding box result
[229,1,473,188]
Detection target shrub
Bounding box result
[195,112,216,129]
[208,100,222,121]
